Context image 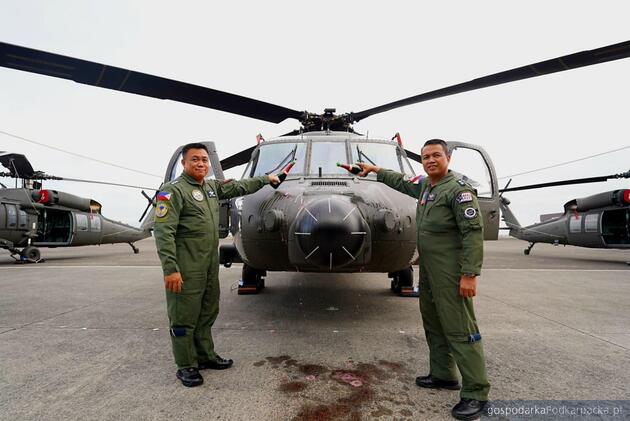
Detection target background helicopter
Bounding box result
[499,170,630,255]
[0,151,152,262]
[2,40,629,292]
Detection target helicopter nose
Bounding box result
[294,197,368,270]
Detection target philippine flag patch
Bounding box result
[407,175,424,184]
[157,191,172,201]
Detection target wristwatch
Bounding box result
[462,273,477,277]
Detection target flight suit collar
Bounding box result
[181,171,206,187]
[428,171,455,188]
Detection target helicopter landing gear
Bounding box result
[128,242,140,254]
[17,246,42,263]
[238,264,266,295]
[524,242,535,255]
[389,266,418,297]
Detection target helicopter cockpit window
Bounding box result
[251,143,306,177]
[308,142,348,175]
[351,143,404,174]
[170,152,215,181]
[449,147,493,198]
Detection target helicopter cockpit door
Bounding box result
[164,141,230,238]
[447,142,500,240]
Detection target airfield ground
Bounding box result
[1,238,629,420]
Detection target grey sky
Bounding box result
[1,1,629,227]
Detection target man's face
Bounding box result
[421,144,450,178]
[182,148,209,181]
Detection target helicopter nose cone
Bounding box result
[294,197,368,270]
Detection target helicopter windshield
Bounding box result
[351,142,408,175]
[308,142,348,175]
[251,143,306,176]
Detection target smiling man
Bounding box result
[154,143,279,387]
[357,139,490,421]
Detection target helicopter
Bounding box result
[0,151,152,262]
[499,170,630,255]
[1,40,629,292]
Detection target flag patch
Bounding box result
[457,192,473,203]
[157,191,171,201]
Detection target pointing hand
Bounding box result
[356,163,380,177]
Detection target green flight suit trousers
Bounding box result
[419,263,490,401]
[166,238,220,369]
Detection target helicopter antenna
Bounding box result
[499,145,630,180]
[0,129,162,178]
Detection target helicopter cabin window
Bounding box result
[350,142,405,175]
[90,215,102,232]
[6,205,17,228]
[251,143,306,177]
[309,142,348,175]
[76,214,89,232]
[569,214,582,233]
[449,147,493,198]
[18,209,28,229]
[584,214,599,233]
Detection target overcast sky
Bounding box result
[1,1,629,228]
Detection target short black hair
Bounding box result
[181,143,209,158]
[421,138,449,156]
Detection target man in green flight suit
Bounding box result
[154,143,280,387]
[357,139,490,420]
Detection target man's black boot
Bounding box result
[176,367,204,387]
[415,374,461,390]
[198,355,234,370]
[451,398,487,420]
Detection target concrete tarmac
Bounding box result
[1,238,629,420]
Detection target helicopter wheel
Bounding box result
[239,264,265,295]
[390,267,416,296]
[21,246,41,263]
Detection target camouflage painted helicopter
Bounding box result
[499,171,630,255]
[0,151,152,262]
[1,40,629,291]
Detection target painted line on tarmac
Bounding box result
[484,294,630,351]
[0,265,160,269]
[483,268,629,272]
[2,266,627,271]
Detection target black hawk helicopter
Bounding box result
[1,40,629,291]
[0,151,152,262]
[499,170,630,255]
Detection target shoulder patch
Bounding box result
[463,207,478,219]
[155,202,169,218]
[456,191,473,203]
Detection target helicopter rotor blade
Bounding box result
[220,146,256,171]
[499,170,630,193]
[403,149,422,164]
[0,42,304,124]
[139,190,158,223]
[351,40,630,122]
[54,176,159,191]
[0,151,35,178]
